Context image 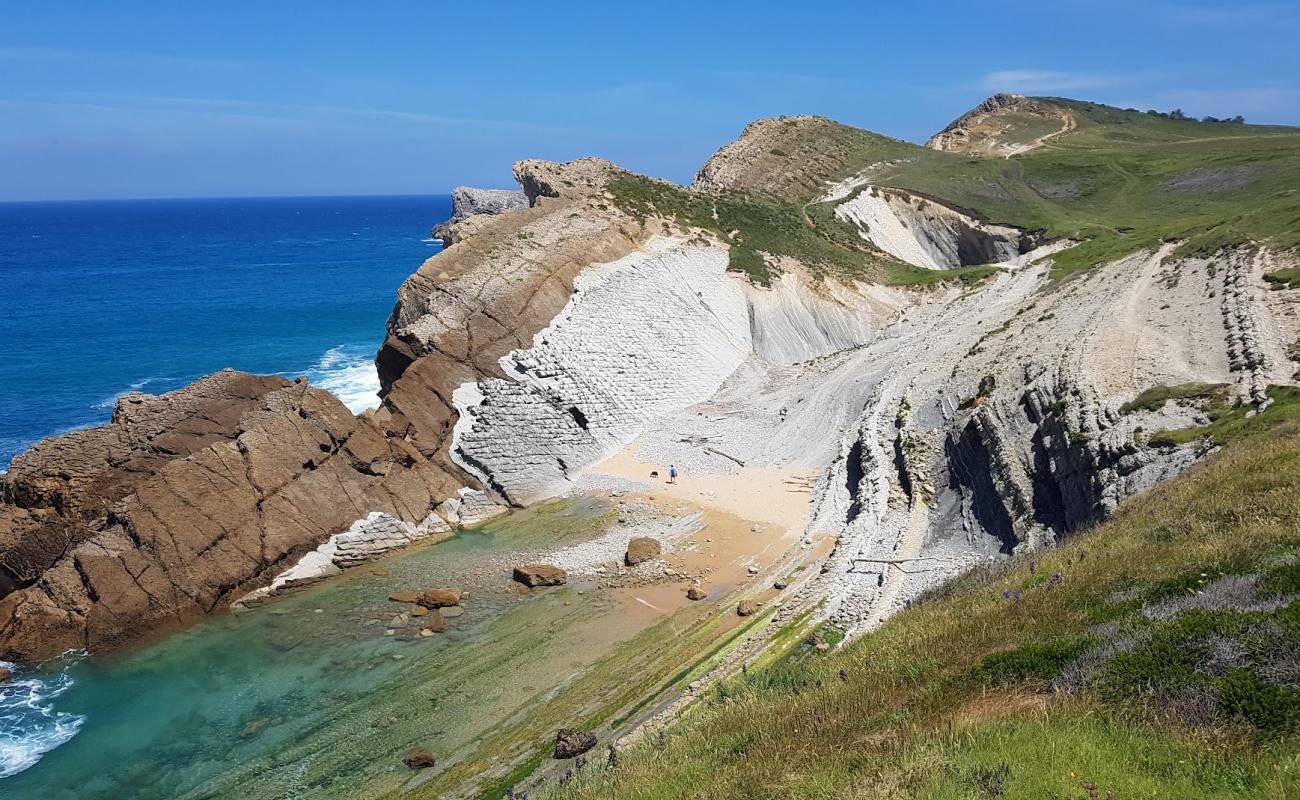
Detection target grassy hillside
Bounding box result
[547,395,1300,799]
[877,99,1300,278]
[616,97,1300,286]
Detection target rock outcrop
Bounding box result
[373,158,647,475]
[0,370,460,661]
[554,728,597,759]
[926,93,1075,156]
[693,115,911,202]
[431,186,528,245]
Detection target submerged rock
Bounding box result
[241,718,269,738]
[0,666,11,683]
[403,748,437,769]
[513,564,568,588]
[417,588,463,608]
[554,728,597,759]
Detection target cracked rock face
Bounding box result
[373,159,648,474]
[0,370,460,661]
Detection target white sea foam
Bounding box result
[0,657,86,779]
[310,345,381,413]
[91,378,153,410]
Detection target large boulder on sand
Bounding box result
[736,600,759,617]
[513,564,568,588]
[554,728,597,759]
[625,536,662,566]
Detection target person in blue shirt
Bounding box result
[669,464,678,484]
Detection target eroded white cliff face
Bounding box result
[834,185,1024,270]
[744,271,896,365]
[450,240,752,504]
[447,239,900,504]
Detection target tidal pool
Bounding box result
[0,498,654,800]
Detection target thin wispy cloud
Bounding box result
[0,90,592,135]
[981,69,1137,93]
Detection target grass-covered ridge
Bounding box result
[607,172,955,287]
[877,98,1300,278]
[548,406,1300,799]
[615,97,1299,286]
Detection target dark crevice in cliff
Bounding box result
[568,406,590,431]
[945,421,1018,553]
[0,565,24,600]
[891,430,914,505]
[845,439,865,523]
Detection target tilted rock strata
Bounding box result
[450,240,753,504]
[0,372,460,661]
[373,158,649,471]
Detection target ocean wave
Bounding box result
[308,345,381,413]
[0,655,87,779]
[90,378,154,410]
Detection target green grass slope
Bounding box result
[548,400,1300,799]
[878,99,1300,278]
[615,97,1300,286]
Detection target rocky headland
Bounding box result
[4,94,1298,687]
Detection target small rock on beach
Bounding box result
[513,564,568,587]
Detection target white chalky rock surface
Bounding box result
[452,240,752,504]
[834,186,1022,270]
[455,487,509,526]
[743,272,888,365]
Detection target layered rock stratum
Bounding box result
[0,371,459,658]
[3,94,1298,663]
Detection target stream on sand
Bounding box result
[1,496,737,800]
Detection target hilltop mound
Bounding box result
[926,92,1075,156]
[693,114,916,202]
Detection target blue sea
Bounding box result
[0,195,448,780]
[0,195,450,470]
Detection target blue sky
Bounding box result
[3,1,1298,200]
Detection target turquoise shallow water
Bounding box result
[0,499,616,799]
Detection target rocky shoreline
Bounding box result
[5,97,1296,686]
